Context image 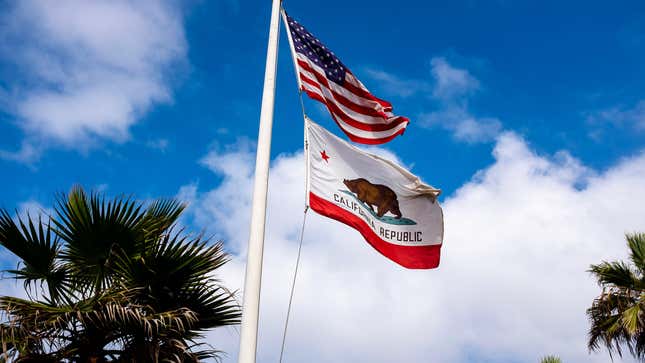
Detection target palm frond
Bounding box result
[137,198,186,241]
[0,187,239,361]
[114,232,231,308]
[179,284,241,331]
[588,233,645,361]
[0,210,68,304]
[621,304,643,334]
[627,233,645,273]
[54,186,146,295]
[589,261,640,290]
[540,355,562,363]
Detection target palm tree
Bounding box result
[0,186,240,362]
[587,232,645,361]
[540,355,562,363]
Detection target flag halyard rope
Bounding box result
[278,205,309,363]
[278,7,313,361]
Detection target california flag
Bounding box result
[306,117,444,269]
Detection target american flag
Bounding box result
[282,11,409,145]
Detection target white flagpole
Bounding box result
[237,0,281,361]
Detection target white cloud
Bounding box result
[586,100,645,140]
[361,58,499,143]
[362,68,431,98]
[145,138,170,152]
[0,0,187,161]
[422,107,502,143]
[361,58,478,101]
[421,57,502,143]
[0,141,41,165]
[430,57,480,101]
[182,135,644,363]
[359,57,501,144]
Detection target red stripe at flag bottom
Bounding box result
[309,192,442,269]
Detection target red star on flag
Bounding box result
[320,150,330,163]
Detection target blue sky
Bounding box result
[1,1,645,362]
[2,0,644,206]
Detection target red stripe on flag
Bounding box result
[309,192,441,269]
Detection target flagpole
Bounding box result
[237,0,281,361]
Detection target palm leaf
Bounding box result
[54,186,146,295]
[627,233,645,273]
[0,187,240,362]
[137,199,186,241]
[588,233,645,360]
[589,261,640,291]
[0,210,68,304]
[113,231,231,307]
[540,355,562,363]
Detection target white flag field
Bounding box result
[306,118,444,269]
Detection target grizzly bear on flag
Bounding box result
[343,178,402,219]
